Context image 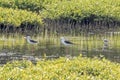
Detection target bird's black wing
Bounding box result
[30,39,37,43]
[64,40,73,44]
[104,40,108,42]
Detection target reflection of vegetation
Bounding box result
[0,34,120,56]
[0,56,120,79]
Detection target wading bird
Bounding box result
[60,37,73,46]
[60,37,73,54]
[24,36,38,53]
[102,38,109,50]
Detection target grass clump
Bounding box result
[0,56,120,80]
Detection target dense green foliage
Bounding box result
[0,0,44,12]
[41,0,120,22]
[0,0,59,12]
[0,0,120,22]
[0,56,120,80]
[0,7,42,27]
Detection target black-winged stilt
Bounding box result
[24,36,38,53]
[60,37,73,46]
[102,38,109,50]
[103,39,108,43]
[24,36,38,44]
[60,37,73,54]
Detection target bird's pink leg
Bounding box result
[66,47,68,54]
[32,46,34,54]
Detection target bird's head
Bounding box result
[60,37,65,40]
[24,35,30,39]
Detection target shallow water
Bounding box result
[0,32,120,64]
